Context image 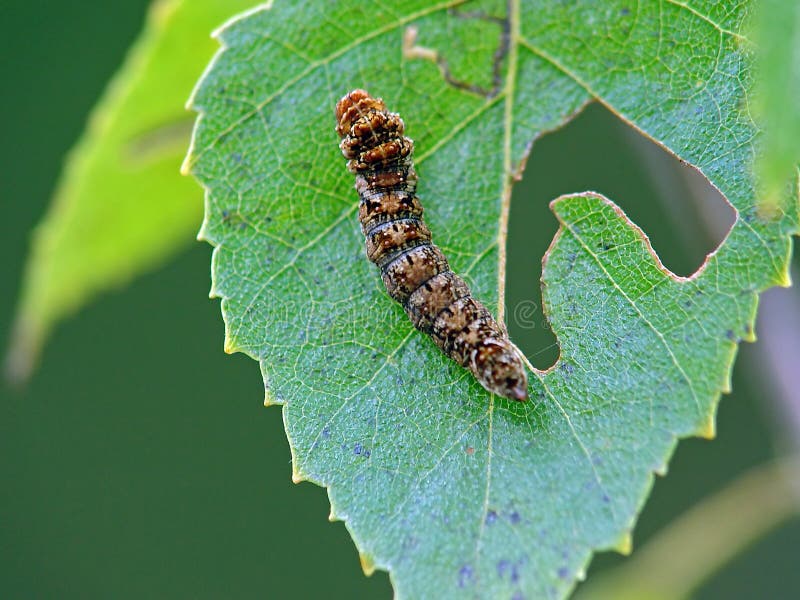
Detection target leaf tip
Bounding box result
[698,412,717,440]
[263,389,277,407]
[290,458,305,484]
[359,552,377,576]
[3,317,40,387]
[776,266,792,288]
[612,531,633,556]
[179,152,194,176]
[223,336,239,354]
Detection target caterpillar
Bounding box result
[334,89,529,401]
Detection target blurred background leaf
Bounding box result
[5,0,255,383]
[1,1,799,598]
[753,0,800,216]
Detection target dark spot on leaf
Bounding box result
[466,446,474,455]
[557,566,570,579]
[497,559,511,579]
[321,426,331,439]
[509,511,521,525]
[567,252,577,268]
[726,329,736,341]
[458,565,473,588]
[486,510,498,525]
[354,442,371,458]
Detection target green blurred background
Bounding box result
[1,2,798,598]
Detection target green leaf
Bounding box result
[6,0,254,382]
[752,0,800,214]
[185,1,799,598]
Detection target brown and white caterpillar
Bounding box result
[336,90,528,400]
[334,90,528,401]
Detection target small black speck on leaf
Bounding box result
[458,565,474,588]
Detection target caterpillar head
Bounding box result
[335,89,386,137]
[471,339,529,401]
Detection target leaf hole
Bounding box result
[507,102,735,370]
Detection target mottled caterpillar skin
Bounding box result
[335,89,529,401]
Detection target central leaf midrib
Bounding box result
[471,0,522,585]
